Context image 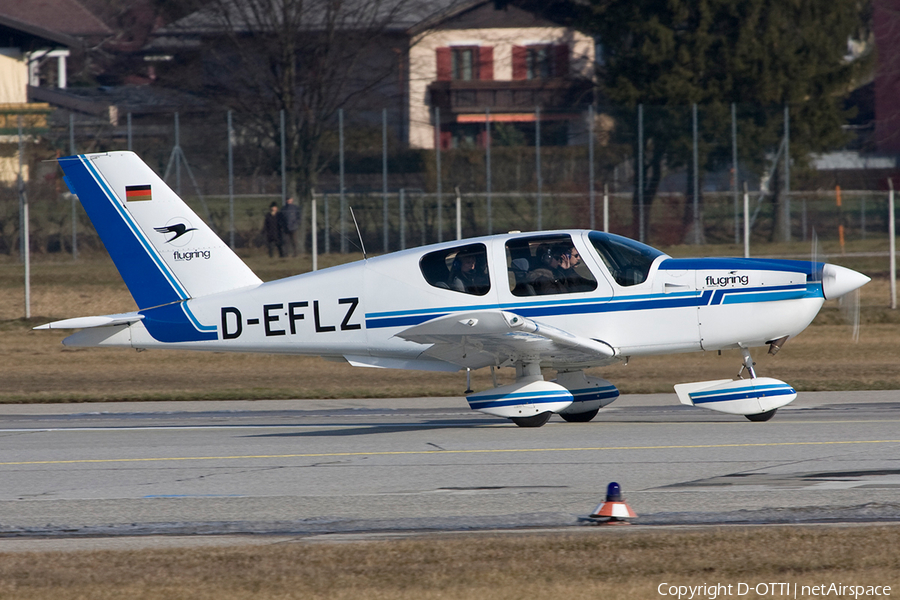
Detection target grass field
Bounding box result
[1,240,898,403]
[1,526,898,599]
[2,245,898,596]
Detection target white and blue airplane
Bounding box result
[39,151,870,426]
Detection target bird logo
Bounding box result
[154,223,198,243]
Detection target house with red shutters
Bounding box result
[408,1,595,149]
[145,0,596,152]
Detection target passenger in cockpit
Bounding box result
[449,248,489,294]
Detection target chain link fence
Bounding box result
[2,103,896,258]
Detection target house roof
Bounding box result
[0,0,111,47]
[155,0,481,38]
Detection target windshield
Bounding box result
[588,231,663,286]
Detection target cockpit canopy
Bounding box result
[418,231,664,296]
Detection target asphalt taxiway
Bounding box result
[1,391,899,549]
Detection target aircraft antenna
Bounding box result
[349,205,367,260]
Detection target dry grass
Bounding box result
[1,527,898,599]
[1,249,898,403]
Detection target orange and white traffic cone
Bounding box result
[590,482,637,525]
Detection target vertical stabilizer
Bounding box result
[59,152,262,309]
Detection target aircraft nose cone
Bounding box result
[822,264,870,299]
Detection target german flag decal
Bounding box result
[125,184,152,201]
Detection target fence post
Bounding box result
[339,108,346,254]
[227,110,234,249]
[399,188,406,250]
[280,109,286,205]
[69,113,77,260]
[743,181,750,258]
[603,183,609,233]
[638,103,644,242]
[175,112,181,195]
[732,102,739,245]
[383,108,388,253]
[783,104,791,243]
[19,115,30,319]
[536,105,542,231]
[485,107,492,235]
[435,106,442,243]
[889,179,896,310]
[837,185,845,255]
[692,102,700,245]
[455,186,462,240]
[589,105,596,231]
[324,193,330,254]
[311,194,317,271]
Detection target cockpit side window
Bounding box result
[505,234,597,296]
[588,231,663,286]
[419,243,491,295]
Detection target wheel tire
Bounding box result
[510,412,553,428]
[560,409,600,423]
[745,409,777,422]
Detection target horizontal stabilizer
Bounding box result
[34,312,143,330]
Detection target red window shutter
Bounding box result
[512,45,527,80]
[436,47,451,81]
[440,130,452,150]
[553,44,569,78]
[479,46,494,81]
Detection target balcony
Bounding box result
[427,78,594,115]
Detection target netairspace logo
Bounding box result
[658,582,892,599]
[173,250,211,261]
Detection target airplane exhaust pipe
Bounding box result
[767,335,789,355]
[822,264,870,300]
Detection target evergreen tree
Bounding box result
[574,0,869,241]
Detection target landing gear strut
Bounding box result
[739,348,778,422]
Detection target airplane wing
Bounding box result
[34,312,143,330]
[395,310,617,370]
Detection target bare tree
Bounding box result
[170,0,421,252]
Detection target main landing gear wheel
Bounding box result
[745,409,777,422]
[510,412,553,428]
[560,408,600,423]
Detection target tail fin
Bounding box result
[59,152,261,309]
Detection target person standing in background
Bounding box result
[262,201,283,258]
[280,197,300,257]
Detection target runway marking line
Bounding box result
[2,439,900,467]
